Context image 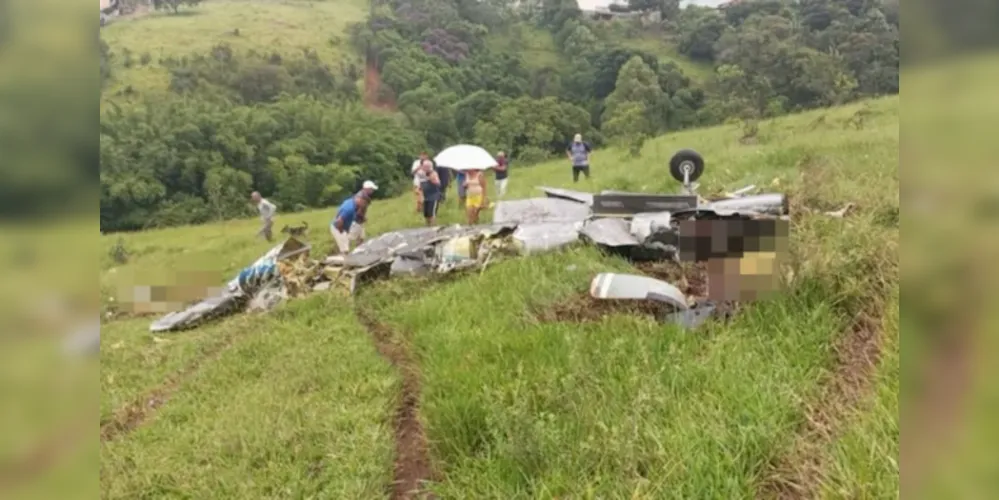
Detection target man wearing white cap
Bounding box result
[351,180,378,246]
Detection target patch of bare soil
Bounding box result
[758,311,884,499]
[634,261,709,298]
[532,292,670,323]
[355,308,434,500]
[533,260,739,324]
[364,52,397,112]
[100,335,237,442]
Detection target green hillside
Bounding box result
[99,0,898,234]
[100,97,899,498]
[100,0,368,96]
[617,32,714,81]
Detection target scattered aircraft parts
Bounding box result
[147,148,801,333]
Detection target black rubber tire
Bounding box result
[669,149,705,183]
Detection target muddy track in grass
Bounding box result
[100,333,241,442]
[757,309,886,499]
[355,307,434,500]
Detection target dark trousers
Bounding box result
[572,165,591,182]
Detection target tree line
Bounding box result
[99,0,899,232]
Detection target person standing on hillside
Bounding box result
[411,152,430,214]
[434,161,451,203]
[250,191,277,242]
[494,151,509,199]
[566,133,592,183]
[463,169,489,225]
[351,180,378,247]
[454,169,467,209]
[330,193,369,255]
[418,160,442,226]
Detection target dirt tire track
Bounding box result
[355,307,435,500]
[100,334,241,442]
[758,310,884,499]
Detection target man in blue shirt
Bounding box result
[330,193,369,255]
[351,180,378,245]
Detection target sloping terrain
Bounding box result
[99,97,899,498]
[100,0,368,96]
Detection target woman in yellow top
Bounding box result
[462,169,488,225]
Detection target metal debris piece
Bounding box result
[590,273,689,310]
[722,185,757,198]
[493,198,591,224]
[630,212,673,242]
[580,218,639,247]
[703,193,787,216]
[390,253,432,276]
[539,186,594,205]
[150,237,308,333]
[665,301,718,329]
[150,292,244,333]
[824,203,856,218]
[247,282,287,312]
[512,221,582,253]
[591,193,698,217]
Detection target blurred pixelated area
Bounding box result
[902,1,999,498]
[108,270,224,316]
[1,1,99,499]
[677,219,789,302]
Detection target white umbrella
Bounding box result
[433,144,498,171]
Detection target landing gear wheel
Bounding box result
[669,149,705,184]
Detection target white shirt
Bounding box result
[413,169,430,188]
[257,199,276,220]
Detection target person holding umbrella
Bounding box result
[433,145,498,221]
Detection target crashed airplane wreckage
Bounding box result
[150,149,790,333]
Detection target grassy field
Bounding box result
[485,23,713,82]
[616,32,714,82]
[101,0,368,97]
[485,24,563,71]
[98,96,899,498]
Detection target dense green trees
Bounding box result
[100,96,422,231]
[99,0,899,232]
